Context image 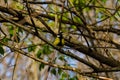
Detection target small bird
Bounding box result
[53,32,65,46]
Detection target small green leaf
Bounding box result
[9,25,14,37]
[101,0,107,3]
[0,46,4,55]
[62,72,67,77]
[2,38,10,42]
[59,56,65,61]
[71,25,76,30]
[49,13,54,17]
[16,3,24,10]
[39,63,45,71]
[58,68,63,75]
[28,45,36,52]
[36,49,43,58]
[42,44,52,55]
[51,68,56,75]
[61,72,67,79]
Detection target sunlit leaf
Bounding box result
[10,1,24,10]
[73,16,82,24]
[49,13,54,17]
[16,2,24,10]
[71,25,77,30]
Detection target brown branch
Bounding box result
[66,41,120,67]
[1,5,118,36]
[1,40,116,79]
[0,40,79,71]
[81,67,120,75]
[0,14,99,70]
[58,0,65,33]
[1,4,120,68]
[0,6,18,16]
[0,4,120,36]
[1,39,118,79]
[37,16,55,35]
[24,0,39,35]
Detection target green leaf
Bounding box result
[62,72,67,78]
[51,68,56,75]
[28,45,36,52]
[59,56,65,61]
[49,13,54,17]
[16,2,24,10]
[60,72,68,80]
[58,68,63,75]
[8,25,14,37]
[70,25,77,30]
[73,16,82,24]
[2,38,10,43]
[101,0,107,3]
[36,49,43,58]
[14,35,20,43]
[0,46,4,55]
[42,44,52,55]
[39,63,45,71]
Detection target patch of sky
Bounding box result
[113,22,119,29]
[67,57,78,68]
[68,71,76,78]
[38,0,48,10]
[6,71,12,77]
[0,64,4,74]
[4,47,11,54]
[96,12,103,26]
[45,33,53,41]
[63,46,85,58]
[62,49,78,68]
[4,54,15,66]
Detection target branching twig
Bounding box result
[0,14,99,70]
[24,0,39,35]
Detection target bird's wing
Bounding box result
[53,37,60,46]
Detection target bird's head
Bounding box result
[57,32,63,38]
[57,35,60,38]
